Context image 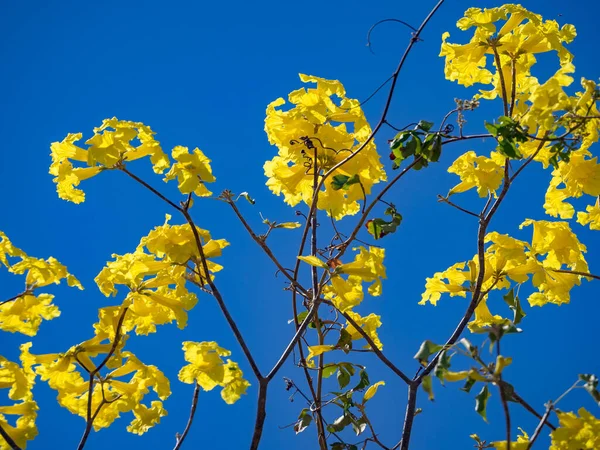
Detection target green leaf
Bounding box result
[475,385,491,422]
[289,311,308,325]
[353,369,370,391]
[422,375,434,401]
[365,206,402,240]
[502,288,526,325]
[323,364,338,379]
[351,416,367,436]
[328,414,352,433]
[434,351,452,385]
[414,340,443,366]
[294,408,312,434]
[417,120,434,132]
[337,367,351,390]
[459,338,477,357]
[331,174,361,191]
[579,374,600,405]
[484,116,527,159]
[461,376,477,393]
[238,192,256,205]
[337,329,353,354]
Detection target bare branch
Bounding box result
[526,402,553,450]
[173,383,200,450]
[0,423,21,450]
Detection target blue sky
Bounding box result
[1,1,599,449]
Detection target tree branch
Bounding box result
[526,402,553,450]
[173,383,200,450]
[0,423,21,450]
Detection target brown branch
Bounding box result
[250,379,269,450]
[120,166,183,213]
[437,195,480,218]
[0,291,31,307]
[526,402,553,450]
[267,300,323,381]
[182,207,263,380]
[442,133,493,145]
[173,383,200,450]
[226,199,309,296]
[550,269,600,281]
[0,423,21,450]
[77,307,129,450]
[398,384,418,450]
[335,306,411,385]
[492,45,509,117]
[497,341,511,450]
[510,390,556,431]
[359,408,390,450]
[509,58,517,117]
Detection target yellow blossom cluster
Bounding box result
[178,342,250,405]
[550,408,600,449]
[22,339,170,435]
[441,5,600,230]
[0,231,82,336]
[50,118,216,203]
[0,350,37,450]
[94,215,229,335]
[264,74,386,220]
[299,246,386,358]
[420,220,590,331]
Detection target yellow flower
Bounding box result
[305,345,335,367]
[50,118,170,203]
[468,298,509,333]
[264,74,386,220]
[336,247,386,296]
[164,146,216,196]
[178,342,249,404]
[577,203,600,230]
[420,262,470,306]
[0,400,38,450]
[0,232,25,268]
[441,4,577,120]
[344,311,383,350]
[324,275,364,312]
[550,408,600,449]
[363,381,385,403]
[0,232,82,336]
[492,427,530,449]
[544,149,600,219]
[29,341,170,435]
[447,151,505,197]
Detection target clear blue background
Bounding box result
[1,1,599,449]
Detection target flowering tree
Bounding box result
[1,2,599,450]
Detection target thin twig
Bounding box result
[497,341,511,450]
[182,207,262,380]
[173,383,200,450]
[367,19,419,54]
[437,195,480,218]
[227,199,309,296]
[510,390,556,431]
[77,307,129,450]
[120,166,183,213]
[0,423,21,450]
[491,45,509,116]
[550,269,600,281]
[526,403,553,450]
[0,291,29,307]
[335,305,411,385]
